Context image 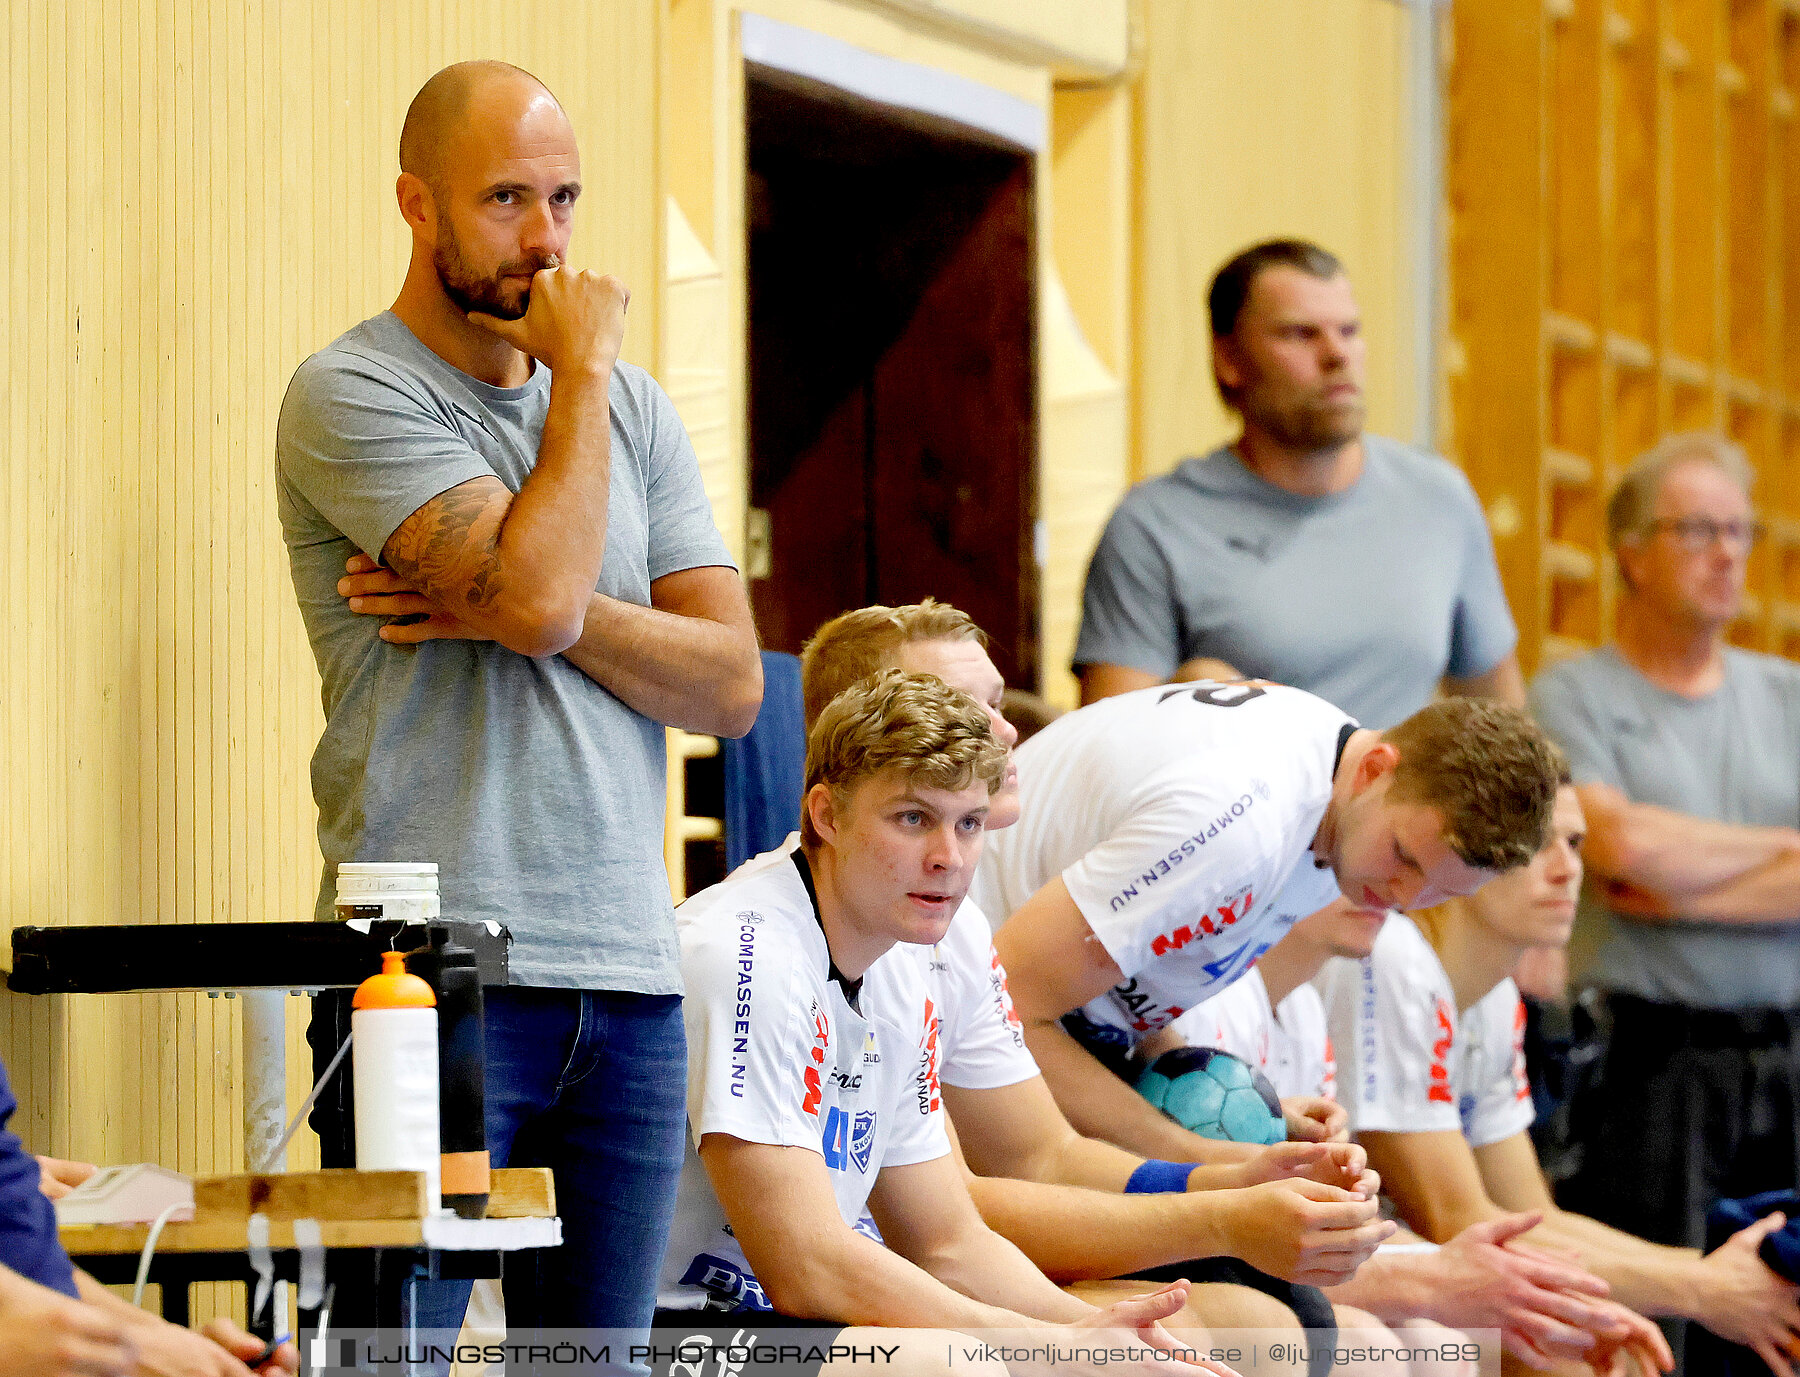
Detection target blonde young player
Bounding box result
[1319,783,1800,1374]
[1154,872,1667,1371]
[656,670,1229,1377]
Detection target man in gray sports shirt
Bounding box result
[275,61,761,1337]
[1530,435,1800,1326]
[1074,239,1522,729]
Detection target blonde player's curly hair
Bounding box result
[799,600,985,729]
[801,669,1008,847]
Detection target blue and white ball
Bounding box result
[1136,1046,1285,1145]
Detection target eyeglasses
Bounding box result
[1643,517,1765,552]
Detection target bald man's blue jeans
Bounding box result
[407,988,687,1375]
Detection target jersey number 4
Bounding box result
[821,1106,849,1169]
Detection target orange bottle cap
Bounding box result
[352,950,437,1009]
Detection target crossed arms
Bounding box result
[1575,782,1800,925]
[356,458,760,736]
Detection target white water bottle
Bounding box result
[351,950,442,1210]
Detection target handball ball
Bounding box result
[1137,1046,1285,1145]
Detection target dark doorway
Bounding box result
[746,67,1039,688]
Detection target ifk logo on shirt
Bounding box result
[850,1110,877,1172]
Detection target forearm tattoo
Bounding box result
[383,479,511,613]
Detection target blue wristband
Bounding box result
[1125,1159,1197,1194]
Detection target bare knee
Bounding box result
[1333,1305,1407,1377]
[1180,1283,1305,1377]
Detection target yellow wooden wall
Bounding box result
[1042,85,1132,707]
[1,0,1420,1280]
[0,0,659,1217]
[1449,0,1800,677]
[1132,0,1419,480]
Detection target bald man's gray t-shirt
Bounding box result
[1073,439,1517,728]
[276,311,734,992]
[1530,646,1800,1009]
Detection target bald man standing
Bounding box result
[276,62,761,1340]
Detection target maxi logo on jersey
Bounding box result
[1107,795,1257,914]
[801,1002,830,1118]
[1150,885,1255,956]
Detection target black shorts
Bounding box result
[1128,1257,1337,1377]
[649,1310,849,1377]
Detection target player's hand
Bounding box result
[339,553,493,645]
[1416,1213,1623,1366]
[112,1309,273,1377]
[1692,1213,1800,1374]
[1063,1284,1240,1376]
[1279,1096,1348,1143]
[0,1270,136,1377]
[1580,1298,1672,1376]
[467,264,629,377]
[36,1156,99,1201]
[1217,1179,1391,1285]
[1229,1139,1375,1196]
[200,1319,298,1376]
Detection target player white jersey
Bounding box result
[757,835,1041,1091]
[888,894,1040,1091]
[1170,968,1335,1101]
[1317,913,1532,1149]
[658,847,949,1311]
[971,682,1354,1060]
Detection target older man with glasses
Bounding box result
[1530,433,1800,1362]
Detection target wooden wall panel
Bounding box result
[1132,0,1416,480]
[1042,83,1131,708]
[1450,0,1800,673]
[0,1,660,1285]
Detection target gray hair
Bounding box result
[1606,432,1755,555]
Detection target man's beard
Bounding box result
[1248,390,1365,453]
[433,218,548,321]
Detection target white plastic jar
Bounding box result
[335,861,441,924]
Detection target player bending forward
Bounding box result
[655,670,1235,1377]
[1319,779,1800,1374]
[980,681,1560,1170]
[1153,852,1669,1372]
